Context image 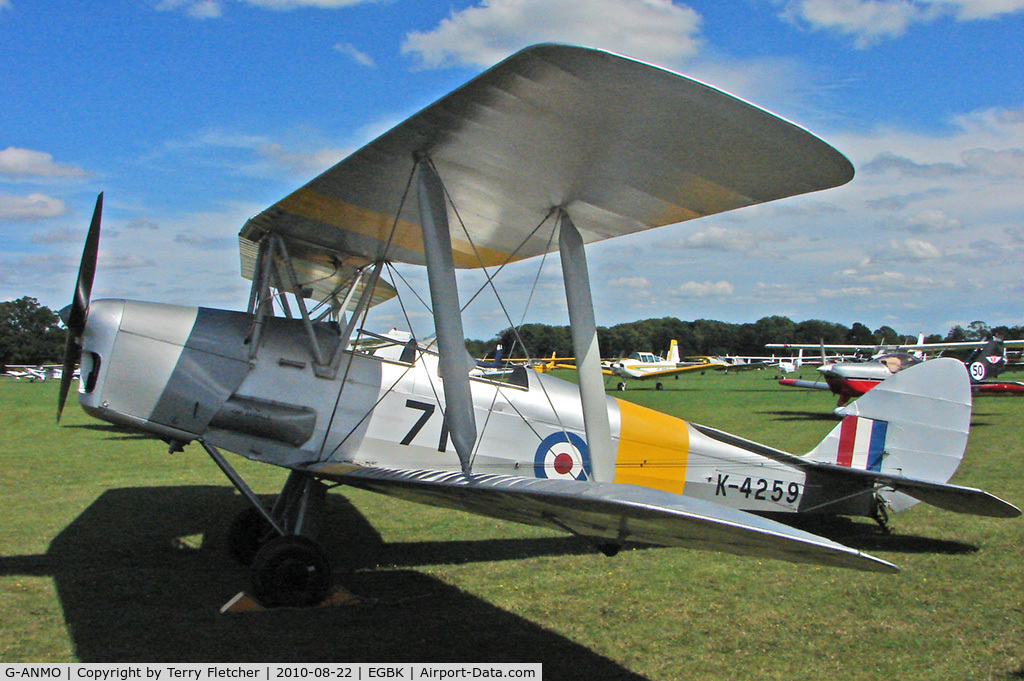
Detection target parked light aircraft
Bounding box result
[606,340,725,390]
[3,365,69,381]
[777,338,1024,407]
[57,45,1019,608]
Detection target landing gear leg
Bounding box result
[871,495,891,535]
[203,441,334,607]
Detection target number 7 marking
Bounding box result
[401,399,450,452]
[401,399,434,445]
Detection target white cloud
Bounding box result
[0,147,89,179]
[401,0,702,69]
[778,0,1024,47]
[244,0,372,7]
[939,0,1024,20]
[608,276,650,289]
[961,148,1024,176]
[99,253,153,270]
[175,232,212,245]
[30,228,87,244]
[335,43,375,67]
[155,0,372,17]
[126,217,160,231]
[897,208,964,232]
[257,142,348,175]
[155,0,222,18]
[889,237,943,260]
[681,225,769,251]
[780,0,932,47]
[0,193,69,220]
[672,280,734,298]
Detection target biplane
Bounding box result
[57,45,1018,608]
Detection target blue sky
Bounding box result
[2,0,1024,341]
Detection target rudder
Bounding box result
[805,358,972,512]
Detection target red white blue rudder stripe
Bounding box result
[835,416,887,471]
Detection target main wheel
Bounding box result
[226,507,273,565]
[251,535,332,608]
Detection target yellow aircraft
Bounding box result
[606,340,726,390]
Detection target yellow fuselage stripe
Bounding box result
[613,399,690,494]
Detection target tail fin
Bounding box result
[805,358,972,513]
[965,338,1005,382]
[668,339,680,364]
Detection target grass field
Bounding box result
[1,370,1022,679]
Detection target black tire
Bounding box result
[251,535,332,608]
[227,507,274,565]
[655,382,663,391]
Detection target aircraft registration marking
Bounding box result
[714,473,801,505]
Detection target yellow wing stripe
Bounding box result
[613,399,689,494]
[280,189,509,268]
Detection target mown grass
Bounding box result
[1,371,1022,679]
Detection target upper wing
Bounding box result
[307,463,896,573]
[240,44,853,270]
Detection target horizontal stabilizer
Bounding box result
[308,463,897,573]
[778,378,830,391]
[811,463,1021,518]
[690,422,1020,518]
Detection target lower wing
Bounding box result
[304,462,897,573]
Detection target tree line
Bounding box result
[467,317,1024,360]
[0,297,66,369]
[4,296,1019,367]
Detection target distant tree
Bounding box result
[965,320,991,341]
[790,319,846,345]
[846,322,874,345]
[746,315,797,352]
[945,325,968,342]
[873,325,900,345]
[0,297,66,367]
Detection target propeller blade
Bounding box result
[67,193,102,337]
[57,192,103,422]
[56,335,80,423]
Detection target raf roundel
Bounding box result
[534,431,591,481]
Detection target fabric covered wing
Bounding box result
[241,44,854,269]
[308,464,896,573]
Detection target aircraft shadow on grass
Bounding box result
[0,486,648,676]
[777,515,978,555]
[760,409,838,423]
